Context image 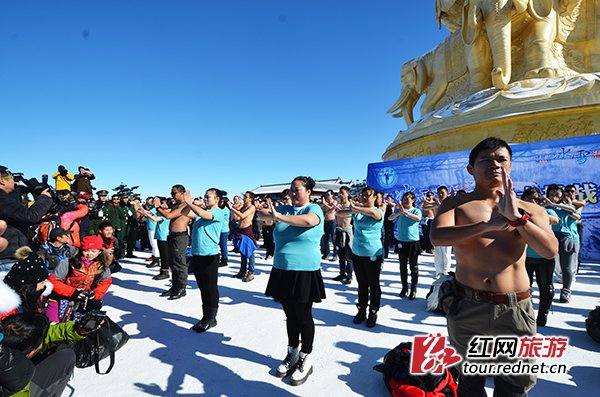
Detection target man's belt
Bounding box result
[456,285,530,304]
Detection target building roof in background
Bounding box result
[251,178,351,196]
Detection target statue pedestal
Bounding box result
[383,74,600,161]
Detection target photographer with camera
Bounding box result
[71,167,95,195]
[0,167,53,263]
[0,311,101,397]
[51,166,73,192]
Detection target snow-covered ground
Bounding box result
[68,242,600,396]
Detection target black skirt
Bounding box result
[265,267,326,303]
[395,240,422,257]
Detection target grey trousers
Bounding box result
[168,231,189,290]
[443,282,537,397]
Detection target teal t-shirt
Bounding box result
[154,216,170,241]
[394,207,421,242]
[551,205,580,241]
[191,208,226,256]
[146,208,157,231]
[273,203,324,271]
[526,207,558,258]
[221,207,231,234]
[350,207,384,257]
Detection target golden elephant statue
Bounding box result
[387,31,467,125]
[456,0,573,90]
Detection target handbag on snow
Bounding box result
[72,313,129,374]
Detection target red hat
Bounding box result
[81,235,103,250]
[78,192,90,200]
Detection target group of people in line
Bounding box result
[0,136,588,395]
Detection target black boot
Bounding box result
[408,285,417,300]
[353,305,367,324]
[169,286,187,300]
[408,266,419,300]
[146,256,160,268]
[399,265,409,297]
[193,306,218,332]
[366,309,378,328]
[219,258,228,267]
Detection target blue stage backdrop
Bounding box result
[367,135,600,260]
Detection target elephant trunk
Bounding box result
[486,0,512,89]
[387,88,418,126]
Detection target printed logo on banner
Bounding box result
[378,167,397,188]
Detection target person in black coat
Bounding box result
[0,167,52,261]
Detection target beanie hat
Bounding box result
[81,235,103,250]
[78,192,90,200]
[4,250,49,285]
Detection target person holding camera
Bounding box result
[51,165,73,192]
[71,166,95,195]
[46,236,112,323]
[0,167,53,262]
[0,312,101,397]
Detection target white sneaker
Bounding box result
[276,346,299,377]
[290,352,313,386]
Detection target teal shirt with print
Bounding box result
[154,215,170,241]
[394,207,421,242]
[350,207,384,257]
[551,204,580,242]
[273,204,324,271]
[191,208,226,256]
[221,207,231,234]
[526,207,558,258]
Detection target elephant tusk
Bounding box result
[387,88,419,114]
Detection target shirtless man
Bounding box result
[333,186,353,284]
[154,185,191,300]
[228,191,257,282]
[430,137,558,397]
[320,190,338,261]
[418,191,436,254]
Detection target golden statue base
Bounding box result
[383,74,600,161]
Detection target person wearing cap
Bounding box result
[120,193,139,258]
[71,166,95,195]
[37,227,75,274]
[0,247,52,320]
[108,194,126,257]
[0,166,53,261]
[88,190,111,235]
[51,165,74,192]
[47,236,112,322]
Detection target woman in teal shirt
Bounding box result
[182,188,227,333]
[260,176,325,387]
[337,187,384,328]
[388,191,422,300]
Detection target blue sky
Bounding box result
[0,1,448,200]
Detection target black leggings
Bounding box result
[192,254,220,308]
[157,239,170,271]
[280,298,315,354]
[352,254,382,310]
[398,250,419,286]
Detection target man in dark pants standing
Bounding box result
[155,185,190,300]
